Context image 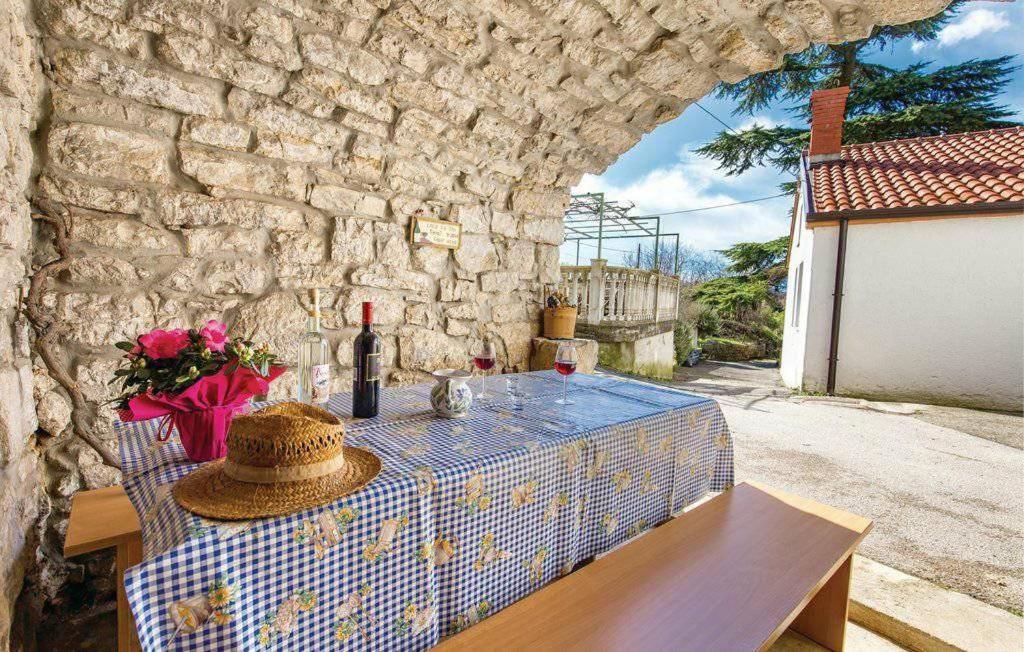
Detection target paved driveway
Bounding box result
[628,361,1024,613]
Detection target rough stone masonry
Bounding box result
[0,0,948,646]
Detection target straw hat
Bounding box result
[173,402,381,520]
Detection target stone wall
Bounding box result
[2,0,950,646]
[0,0,39,648]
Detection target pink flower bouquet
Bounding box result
[112,321,285,462]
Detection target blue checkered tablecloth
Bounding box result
[117,371,733,650]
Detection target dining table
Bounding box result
[115,370,734,651]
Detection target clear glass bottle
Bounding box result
[297,288,331,405]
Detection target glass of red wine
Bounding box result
[473,340,496,399]
[554,341,578,405]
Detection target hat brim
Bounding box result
[172,446,381,521]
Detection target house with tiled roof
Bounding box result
[780,87,1024,411]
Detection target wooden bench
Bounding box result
[438,482,872,651]
[64,485,143,652]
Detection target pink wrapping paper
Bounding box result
[122,366,285,462]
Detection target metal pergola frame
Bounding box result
[564,192,681,275]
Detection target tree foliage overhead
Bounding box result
[695,1,1019,178]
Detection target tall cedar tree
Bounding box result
[695,1,1019,180]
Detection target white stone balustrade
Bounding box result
[559,260,680,326]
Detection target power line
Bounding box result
[693,101,736,134]
[629,192,789,219]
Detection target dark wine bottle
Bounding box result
[352,301,381,418]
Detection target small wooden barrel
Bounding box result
[543,307,577,339]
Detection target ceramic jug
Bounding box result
[430,369,473,418]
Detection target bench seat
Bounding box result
[437,482,871,651]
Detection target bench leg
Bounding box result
[790,554,852,651]
[116,533,143,652]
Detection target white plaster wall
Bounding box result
[784,215,1024,409]
[632,329,675,371]
[836,215,1024,410]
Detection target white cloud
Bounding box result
[911,8,1010,53]
[565,150,792,262]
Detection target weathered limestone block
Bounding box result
[36,174,146,215]
[510,188,569,218]
[48,122,171,184]
[504,240,536,276]
[275,263,349,289]
[392,80,475,125]
[350,264,433,301]
[160,191,306,229]
[488,320,536,370]
[182,227,264,256]
[39,0,148,57]
[479,270,516,293]
[204,260,269,294]
[231,292,308,364]
[255,133,334,165]
[405,302,437,328]
[309,184,386,216]
[298,67,394,122]
[73,215,178,252]
[491,300,527,324]
[397,325,467,371]
[299,33,389,85]
[342,288,404,325]
[247,33,303,71]
[179,144,307,201]
[130,0,225,38]
[530,337,599,373]
[35,389,71,437]
[50,48,222,116]
[375,222,410,263]
[521,216,564,245]
[228,88,349,146]
[453,234,498,275]
[537,244,560,284]
[331,217,375,264]
[272,230,326,264]
[490,210,518,238]
[411,245,448,275]
[242,4,295,43]
[55,292,157,346]
[444,302,477,321]
[156,29,289,95]
[452,204,489,234]
[66,255,141,285]
[181,116,251,151]
[439,278,476,303]
[50,88,178,136]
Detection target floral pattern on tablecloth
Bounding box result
[118,371,733,651]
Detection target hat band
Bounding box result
[223,453,347,484]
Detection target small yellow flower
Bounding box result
[478,496,492,510]
[404,603,418,621]
[481,533,494,546]
[338,507,356,520]
[211,610,232,626]
[208,585,233,608]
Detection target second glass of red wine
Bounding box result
[554,341,578,405]
[473,339,496,399]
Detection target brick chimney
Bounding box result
[808,86,850,163]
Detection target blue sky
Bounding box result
[564,1,1024,265]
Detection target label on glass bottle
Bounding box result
[311,364,330,404]
[364,352,380,382]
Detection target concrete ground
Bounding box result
[644,361,1024,614]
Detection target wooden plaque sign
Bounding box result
[409,215,461,249]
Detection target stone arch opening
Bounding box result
[0,0,951,644]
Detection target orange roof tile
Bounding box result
[808,127,1024,215]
